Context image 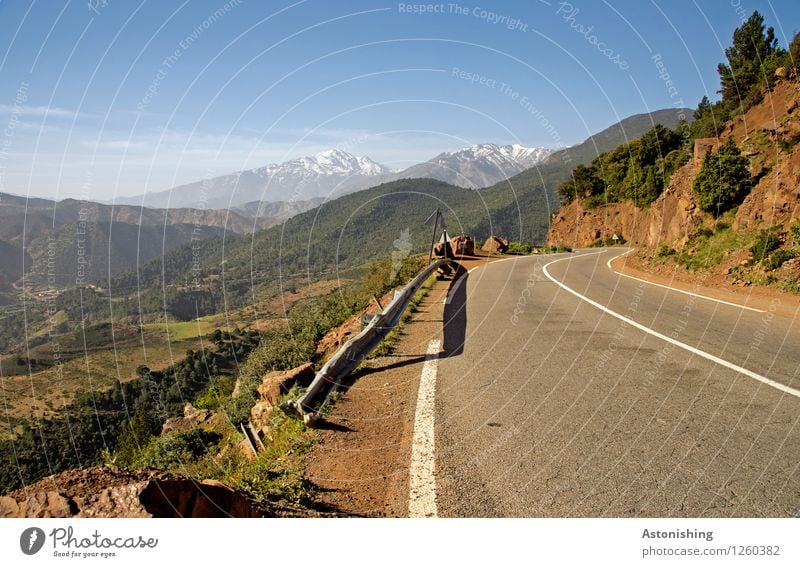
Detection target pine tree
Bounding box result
[717,11,778,110]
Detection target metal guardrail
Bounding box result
[281,259,449,424]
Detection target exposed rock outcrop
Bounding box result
[0,466,261,518]
[450,235,475,256]
[251,363,316,436]
[548,80,800,249]
[161,403,213,435]
[481,235,509,253]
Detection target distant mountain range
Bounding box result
[117,144,553,210]
[115,149,394,210]
[392,144,552,188]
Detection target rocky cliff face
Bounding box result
[0,466,260,518]
[547,80,800,248]
[548,161,703,247]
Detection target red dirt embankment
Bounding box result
[548,80,800,249]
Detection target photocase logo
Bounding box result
[20,527,46,555]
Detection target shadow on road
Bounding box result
[442,263,468,358]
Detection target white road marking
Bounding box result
[606,251,764,313]
[543,256,800,400]
[408,339,441,517]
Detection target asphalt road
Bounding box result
[434,249,800,517]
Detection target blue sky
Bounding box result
[0,0,798,200]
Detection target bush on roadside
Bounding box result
[656,245,676,258]
[507,241,535,255]
[543,244,573,254]
[763,249,796,271]
[750,229,782,262]
[135,428,222,470]
[790,217,800,244]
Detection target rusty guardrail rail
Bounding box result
[281,259,449,424]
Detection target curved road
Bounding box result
[433,249,800,517]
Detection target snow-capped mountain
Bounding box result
[392,144,553,188]
[116,144,553,211]
[116,149,394,210]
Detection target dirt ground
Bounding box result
[305,253,497,517]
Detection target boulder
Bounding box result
[139,478,252,518]
[161,403,213,435]
[775,66,788,79]
[0,467,259,518]
[450,235,475,256]
[481,235,509,253]
[256,362,316,406]
[250,400,274,437]
[0,491,76,518]
[432,240,453,258]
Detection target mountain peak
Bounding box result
[395,142,553,189]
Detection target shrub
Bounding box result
[543,244,573,253]
[778,133,800,153]
[750,229,782,262]
[194,376,235,411]
[507,241,535,255]
[692,138,752,216]
[763,249,796,271]
[135,428,222,469]
[790,218,800,244]
[584,194,612,209]
[656,245,676,258]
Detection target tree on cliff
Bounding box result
[718,11,782,111]
[692,138,752,216]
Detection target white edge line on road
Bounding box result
[606,250,765,313]
[408,339,441,518]
[543,256,800,399]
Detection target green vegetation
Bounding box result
[763,249,795,271]
[542,244,573,254]
[673,220,753,272]
[0,328,260,492]
[507,241,536,255]
[790,217,800,244]
[371,272,437,358]
[717,11,784,113]
[213,400,315,505]
[558,124,691,208]
[133,428,222,470]
[591,234,628,247]
[750,228,782,262]
[692,138,752,216]
[691,95,731,139]
[222,255,425,426]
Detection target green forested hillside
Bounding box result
[0,192,272,289]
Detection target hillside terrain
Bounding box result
[117,108,689,297]
[0,193,276,290]
[548,79,800,295]
[0,106,690,508]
